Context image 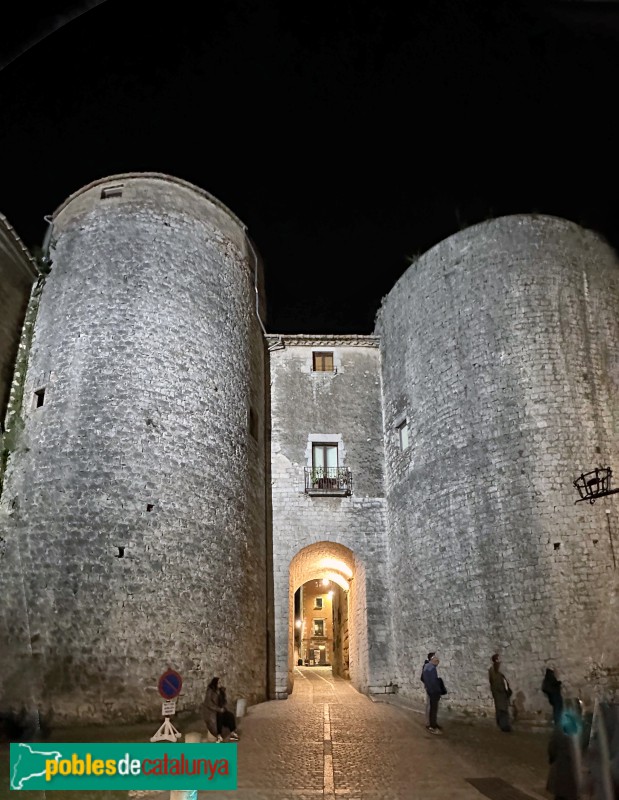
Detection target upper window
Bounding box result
[315,596,323,609]
[312,443,338,471]
[312,351,334,372]
[313,619,325,636]
[397,420,409,451]
[305,434,351,495]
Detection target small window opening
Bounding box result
[312,351,334,372]
[115,547,125,558]
[554,542,561,551]
[249,408,258,440]
[100,184,124,199]
[315,596,323,609]
[397,420,409,451]
[146,504,154,512]
[33,388,46,409]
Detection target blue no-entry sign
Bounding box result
[158,669,183,700]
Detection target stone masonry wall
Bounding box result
[376,215,619,719]
[268,337,396,697]
[0,174,269,723]
[0,215,38,424]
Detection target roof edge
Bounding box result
[0,212,39,279]
[51,172,247,232]
[266,334,380,347]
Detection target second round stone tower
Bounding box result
[376,214,619,715]
[0,174,269,722]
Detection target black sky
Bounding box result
[1,0,618,333]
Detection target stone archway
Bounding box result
[285,542,369,695]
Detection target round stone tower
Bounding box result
[0,174,269,722]
[376,215,619,716]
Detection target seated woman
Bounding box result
[217,684,238,742]
[202,676,224,742]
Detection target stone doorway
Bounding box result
[286,542,368,695]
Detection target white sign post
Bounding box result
[150,699,182,743]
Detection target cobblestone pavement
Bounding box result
[219,667,551,800]
[0,667,555,800]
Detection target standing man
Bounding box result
[488,654,512,732]
[422,655,444,735]
[421,651,435,728]
[542,666,564,727]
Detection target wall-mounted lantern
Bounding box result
[573,467,619,504]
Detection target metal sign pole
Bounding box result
[169,728,201,799]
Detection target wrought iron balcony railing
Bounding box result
[305,467,352,495]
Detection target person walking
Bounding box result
[422,655,444,735]
[420,651,435,728]
[542,666,564,727]
[488,653,512,732]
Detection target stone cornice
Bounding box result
[266,334,379,348]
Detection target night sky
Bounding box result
[1,0,618,333]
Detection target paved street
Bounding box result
[218,666,552,800]
[0,667,555,800]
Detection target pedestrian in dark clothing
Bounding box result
[216,685,238,742]
[542,667,564,727]
[202,676,225,742]
[420,651,435,727]
[488,654,512,732]
[546,703,583,800]
[422,655,443,735]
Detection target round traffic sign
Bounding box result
[158,669,183,700]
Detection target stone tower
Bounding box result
[2,184,619,728]
[0,174,270,722]
[376,215,619,716]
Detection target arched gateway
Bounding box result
[288,542,368,693]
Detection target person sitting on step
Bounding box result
[217,684,239,742]
[202,676,224,742]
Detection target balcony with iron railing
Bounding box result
[305,466,352,496]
